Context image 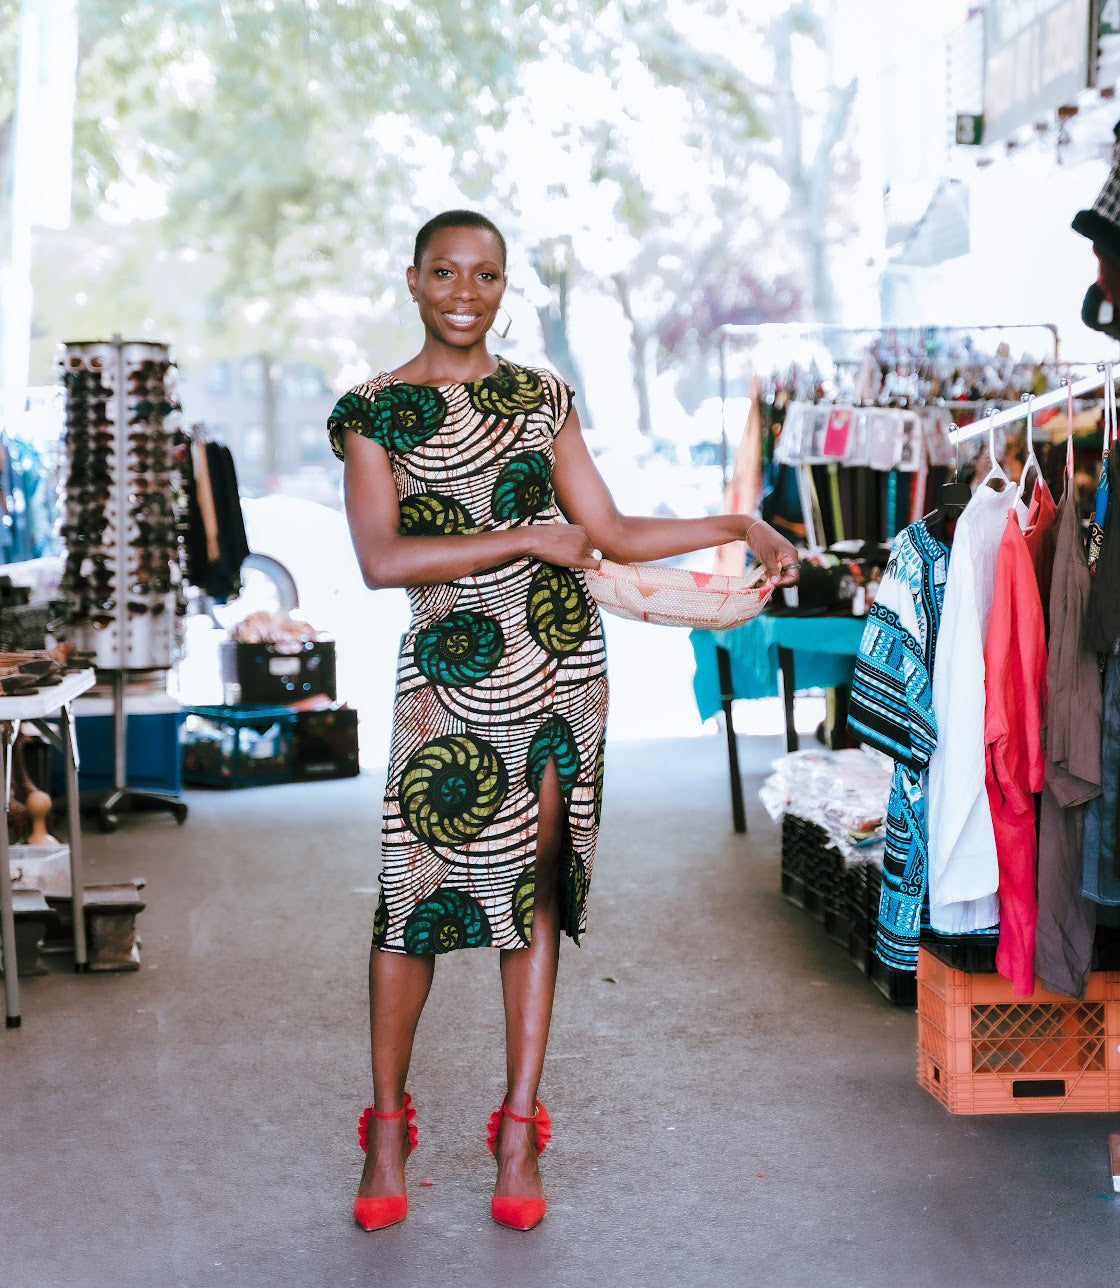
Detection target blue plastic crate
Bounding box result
[180,704,297,789]
[49,709,187,796]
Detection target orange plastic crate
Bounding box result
[916,948,1120,1114]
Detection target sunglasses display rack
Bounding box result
[57,339,183,670]
[56,337,189,830]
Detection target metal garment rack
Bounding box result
[716,321,1063,481]
[950,365,1120,442]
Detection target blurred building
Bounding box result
[178,356,339,506]
[856,0,1120,360]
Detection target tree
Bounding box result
[21,0,863,447]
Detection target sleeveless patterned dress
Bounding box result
[328,359,609,955]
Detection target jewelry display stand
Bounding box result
[57,337,188,832]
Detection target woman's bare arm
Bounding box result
[342,429,599,588]
[551,407,799,583]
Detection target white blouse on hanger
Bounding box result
[926,481,1012,932]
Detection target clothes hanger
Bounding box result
[1014,393,1041,508]
[1098,360,1115,461]
[979,404,1011,491]
[921,402,971,540]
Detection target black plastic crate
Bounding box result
[779,813,810,909]
[919,930,999,973]
[781,814,832,917]
[220,639,336,705]
[819,848,849,946]
[293,705,359,780]
[848,922,873,976]
[846,862,881,976]
[869,952,918,1007]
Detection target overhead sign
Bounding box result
[983,0,1093,143]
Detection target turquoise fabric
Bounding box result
[690,615,868,721]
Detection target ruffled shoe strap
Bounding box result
[486,1098,551,1157]
[358,1091,418,1154]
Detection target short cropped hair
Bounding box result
[413,210,507,270]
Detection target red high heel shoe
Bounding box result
[352,1092,418,1231]
[486,1098,552,1231]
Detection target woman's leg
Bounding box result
[494,760,566,1201]
[356,947,435,1199]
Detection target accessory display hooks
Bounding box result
[56,336,188,830]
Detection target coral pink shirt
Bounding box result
[984,511,1047,997]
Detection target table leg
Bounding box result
[715,645,747,834]
[0,724,20,1025]
[59,705,88,970]
[778,647,798,753]
[823,684,851,751]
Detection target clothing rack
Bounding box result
[950,366,1120,442]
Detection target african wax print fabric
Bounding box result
[848,520,948,972]
[329,360,609,954]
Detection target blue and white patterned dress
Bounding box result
[848,520,948,972]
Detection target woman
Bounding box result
[329,209,798,1233]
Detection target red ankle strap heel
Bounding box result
[486,1099,551,1156]
[353,1093,417,1231]
[487,1098,551,1231]
[358,1092,418,1154]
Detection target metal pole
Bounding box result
[59,705,87,969]
[949,369,1120,443]
[112,670,126,793]
[718,332,729,489]
[0,723,21,1024]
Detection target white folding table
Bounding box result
[0,669,96,1027]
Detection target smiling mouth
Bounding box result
[444,311,481,325]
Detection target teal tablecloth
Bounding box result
[690,614,868,721]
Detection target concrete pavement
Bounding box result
[2,732,1118,1288]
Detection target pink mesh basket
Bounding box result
[583,560,774,629]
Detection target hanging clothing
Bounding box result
[1085,450,1120,651]
[1082,649,1120,908]
[1022,479,1057,638]
[848,520,948,972]
[927,483,1011,933]
[1086,447,1110,575]
[984,511,1047,997]
[1036,480,1100,998]
[192,441,222,565]
[207,442,251,598]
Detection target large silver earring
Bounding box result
[492,306,512,340]
[396,298,417,329]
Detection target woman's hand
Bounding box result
[743,516,800,586]
[526,522,603,570]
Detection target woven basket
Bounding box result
[583,559,773,629]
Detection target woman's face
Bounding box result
[407,226,506,349]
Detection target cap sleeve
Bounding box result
[327,389,386,461]
[547,370,577,437]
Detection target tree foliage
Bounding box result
[18,0,860,434]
